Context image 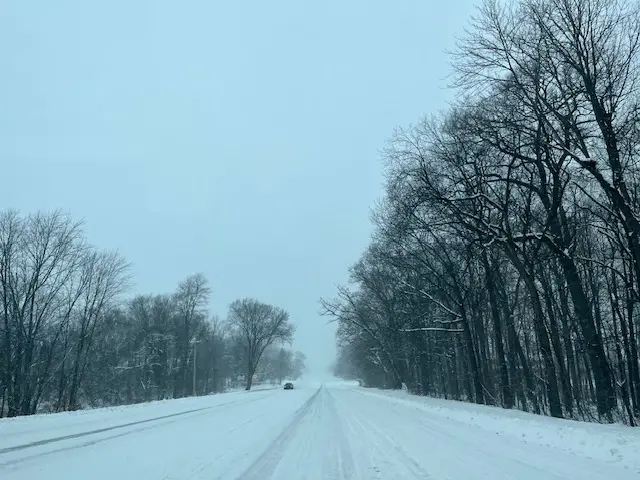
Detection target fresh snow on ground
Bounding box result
[0,385,279,452]
[1,379,638,479]
[356,387,640,474]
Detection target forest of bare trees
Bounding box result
[0,210,303,418]
[324,0,640,425]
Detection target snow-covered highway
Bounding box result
[1,381,638,479]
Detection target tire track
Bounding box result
[323,388,356,479]
[331,388,432,479]
[237,386,322,480]
[0,391,275,457]
[0,407,211,455]
[0,410,209,469]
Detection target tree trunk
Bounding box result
[460,305,485,405]
[539,268,573,416]
[498,276,539,414]
[245,370,254,391]
[504,246,562,418]
[611,296,635,426]
[484,254,513,408]
[622,272,640,415]
[557,254,615,419]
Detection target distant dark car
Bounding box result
[283,382,294,390]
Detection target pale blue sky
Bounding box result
[1,0,477,373]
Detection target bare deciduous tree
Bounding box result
[174,273,210,397]
[325,0,640,425]
[227,298,294,390]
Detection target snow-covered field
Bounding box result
[1,380,638,479]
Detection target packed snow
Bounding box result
[1,379,638,479]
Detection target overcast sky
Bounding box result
[1,0,477,374]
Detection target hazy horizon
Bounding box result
[1,0,478,374]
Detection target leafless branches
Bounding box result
[325,0,640,425]
[227,298,294,390]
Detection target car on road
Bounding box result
[283,382,294,390]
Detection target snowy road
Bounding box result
[1,382,639,479]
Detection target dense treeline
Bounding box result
[323,0,640,425]
[0,210,303,417]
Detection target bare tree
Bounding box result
[0,209,304,415]
[174,273,210,397]
[63,251,130,410]
[227,298,294,390]
[0,210,85,416]
[327,0,640,425]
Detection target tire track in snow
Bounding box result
[237,387,322,479]
[238,387,338,480]
[0,411,209,469]
[377,391,575,478]
[0,391,275,459]
[237,386,357,480]
[0,407,211,455]
[331,388,433,479]
[2,388,317,480]
[322,388,356,479]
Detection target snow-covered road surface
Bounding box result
[1,381,638,479]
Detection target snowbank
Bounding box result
[0,388,277,451]
[356,387,640,473]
